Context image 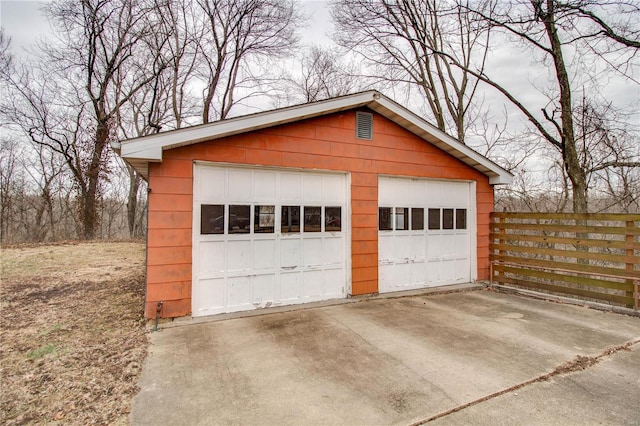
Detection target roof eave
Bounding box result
[120,91,376,157]
[367,96,513,185]
[117,90,513,184]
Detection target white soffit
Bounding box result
[116,91,513,184]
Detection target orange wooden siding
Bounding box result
[146,110,494,318]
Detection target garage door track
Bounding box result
[131,290,640,425]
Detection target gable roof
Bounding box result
[113,91,513,185]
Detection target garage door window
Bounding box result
[428,208,440,230]
[201,204,225,234]
[379,207,392,230]
[411,208,424,230]
[395,207,409,230]
[254,205,275,233]
[304,206,322,232]
[456,209,467,230]
[281,206,301,233]
[325,207,342,231]
[442,208,454,230]
[229,205,251,234]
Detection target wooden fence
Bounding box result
[489,212,640,311]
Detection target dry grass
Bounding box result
[1,241,147,425]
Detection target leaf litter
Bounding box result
[1,241,148,425]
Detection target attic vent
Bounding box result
[356,111,373,140]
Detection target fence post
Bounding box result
[626,220,636,309]
[495,214,506,285]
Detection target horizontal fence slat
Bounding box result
[489,243,638,264]
[494,264,633,292]
[491,212,640,221]
[491,222,640,236]
[490,233,640,251]
[495,275,634,306]
[491,254,640,280]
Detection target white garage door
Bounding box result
[192,164,349,317]
[378,176,475,293]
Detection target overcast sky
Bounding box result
[0,0,335,51]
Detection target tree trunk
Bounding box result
[541,0,588,213]
[81,121,109,239]
[126,163,141,238]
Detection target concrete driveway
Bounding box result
[131,290,640,425]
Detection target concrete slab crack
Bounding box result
[410,338,640,425]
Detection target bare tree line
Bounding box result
[1,0,639,244]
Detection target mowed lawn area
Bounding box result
[1,241,148,425]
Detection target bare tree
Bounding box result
[439,0,640,212]
[332,0,491,142]
[0,138,21,242]
[574,97,640,212]
[23,145,67,241]
[152,0,202,129]
[196,0,301,123]
[2,0,169,239]
[282,45,365,103]
[0,29,11,84]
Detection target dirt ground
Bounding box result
[1,241,147,425]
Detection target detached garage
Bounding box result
[115,91,512,319]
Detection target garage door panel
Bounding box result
[395,263,412,287]
[455,259,470,281]
[427,260,441,283]
[378,180,396,204]
[303,238,323,266]
[227,276,252,308]
[280,172,303,203]
[379,263,393,286]
[199,241,225,276]
[280,238,302,268]
[425,182,440,203]
[253,239,276,270]
[440,236,456,258]
[322,174,346,203]
[254,171,276,202]
[252,275,275,306]
[197,168,226,201]
[409,235,426,260]
[379,234,395,262]
[454,234,470,257]
[302,270,323,297]
[443,182,468,205]
[427,234,443,259]
[303,174,323,203]
[323,237,343,266]
[227,240,252,271]
[280,272,301,301]
[323,268,344,296]
[411,261,427,286]
[193,278,225,313]
[441,260,457,281]
[392,235,414,259]
[227,170,253,203]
